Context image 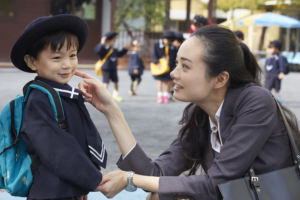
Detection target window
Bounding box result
[50,0,96,20]
[51,0,72,15]
[0,0,13,17]
[74,0,96,20]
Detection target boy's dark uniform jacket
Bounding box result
[21,77,107,199]
[94,43,127,71]
[128,52,144,75]
[152,39,177,70]
[265,54,286,77]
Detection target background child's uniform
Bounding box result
[265,54,286,90]
[128,51,144,91]
[94,44,128,83]
[152,39,177,81]
[21,77,107,199]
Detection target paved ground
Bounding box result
[0,68,299,200]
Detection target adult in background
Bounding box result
[76,25,299,200]
[190,15,213,34]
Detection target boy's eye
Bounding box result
[70,54,77,57]
[53,57,61,59]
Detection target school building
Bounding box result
[0,0,115,65]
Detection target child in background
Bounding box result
[128,40,144,95]
[94,32,129,102]
[173,32,185,48]
[10,15,106,199]
[152,30,177,103]
[265,40,286,103]
[234,30,244,42]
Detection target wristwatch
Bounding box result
[124,171,137,192]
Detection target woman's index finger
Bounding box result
[75,70,97,80]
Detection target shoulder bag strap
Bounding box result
[102,48,114,64]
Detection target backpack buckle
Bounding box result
[59,123,67,131]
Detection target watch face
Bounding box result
[125,185,137,192]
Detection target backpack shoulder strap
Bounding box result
[23,80,67,131]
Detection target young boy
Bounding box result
[234,30,244,42]
[94,32,129,102]
[152,30,177,103]
[173,32,185,48]
[10,15,106,200]
[265,40,286,103]
[128,40,144,95]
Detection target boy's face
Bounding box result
[106,37,117,47]
[25,42,78,84]
[267,44,279,55]
[173,40,182,48]
[132,44,141,52]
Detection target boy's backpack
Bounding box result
[0,80,66,197]
[281,55,290,75]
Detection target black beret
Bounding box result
[11,14,89,73]
[105,32,118,40]
[162,30,176,39]
[234,30,244,40]
[269,40,282,51]
[175,32,185,41]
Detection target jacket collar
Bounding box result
[35,76,80,99]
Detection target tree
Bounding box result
[115,0,168,31]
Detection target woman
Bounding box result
[79,25,300,200]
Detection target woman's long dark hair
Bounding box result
[179,25,300,176]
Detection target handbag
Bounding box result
[218,95,300,200]
[95,48,114,76]
[150,45,170,76]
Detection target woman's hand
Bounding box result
[96,170,127,198]
[75,71,117,114]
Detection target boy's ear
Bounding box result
[24,55,37,71]
[214,71,229,89]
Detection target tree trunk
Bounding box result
[259,27,267,50]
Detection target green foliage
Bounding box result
[217,0,267,12]
[115,0,167,31]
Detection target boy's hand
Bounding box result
[78,194,88,200]
[133,69,139,74]
[278,72,284,80]
[101,37,107,45]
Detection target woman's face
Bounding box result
[171,36,216,104]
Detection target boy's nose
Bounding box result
[62,59,72,69]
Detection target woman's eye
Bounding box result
[182,64,188,69]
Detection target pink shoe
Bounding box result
[163,96,170,103]
[157,96,164,103]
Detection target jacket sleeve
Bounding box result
[278,56,286,73]
[116,48,128,57]
[94,43,110,58]
[152,42,160,64]
[118,87,277,200]
[22,90,102,191]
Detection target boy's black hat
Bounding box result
[105,32,118,40]
[234,30,244,40]
[162,30,175,39]
[11,14,89,73]
[175,32,185,42]
[269,40,282,51]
